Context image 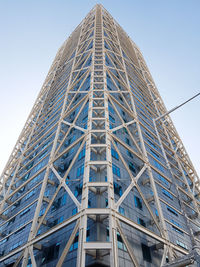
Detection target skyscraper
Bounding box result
[0,4,199,267]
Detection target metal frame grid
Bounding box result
[0,4,199,267]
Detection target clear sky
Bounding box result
[0,0,199,176]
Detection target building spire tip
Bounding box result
[95,3,103,8]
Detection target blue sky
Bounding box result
[0,0,199,175]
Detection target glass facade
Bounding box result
[0,4,199,267]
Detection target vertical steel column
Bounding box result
[101,6,119,267]
[76,7,96,267]
[77,5,119,266]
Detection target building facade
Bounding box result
[0,4,200,267]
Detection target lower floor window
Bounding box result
[141,243,152,262]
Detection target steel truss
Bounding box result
[0,4,200,267]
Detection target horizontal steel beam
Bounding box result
[84,242,112,250]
